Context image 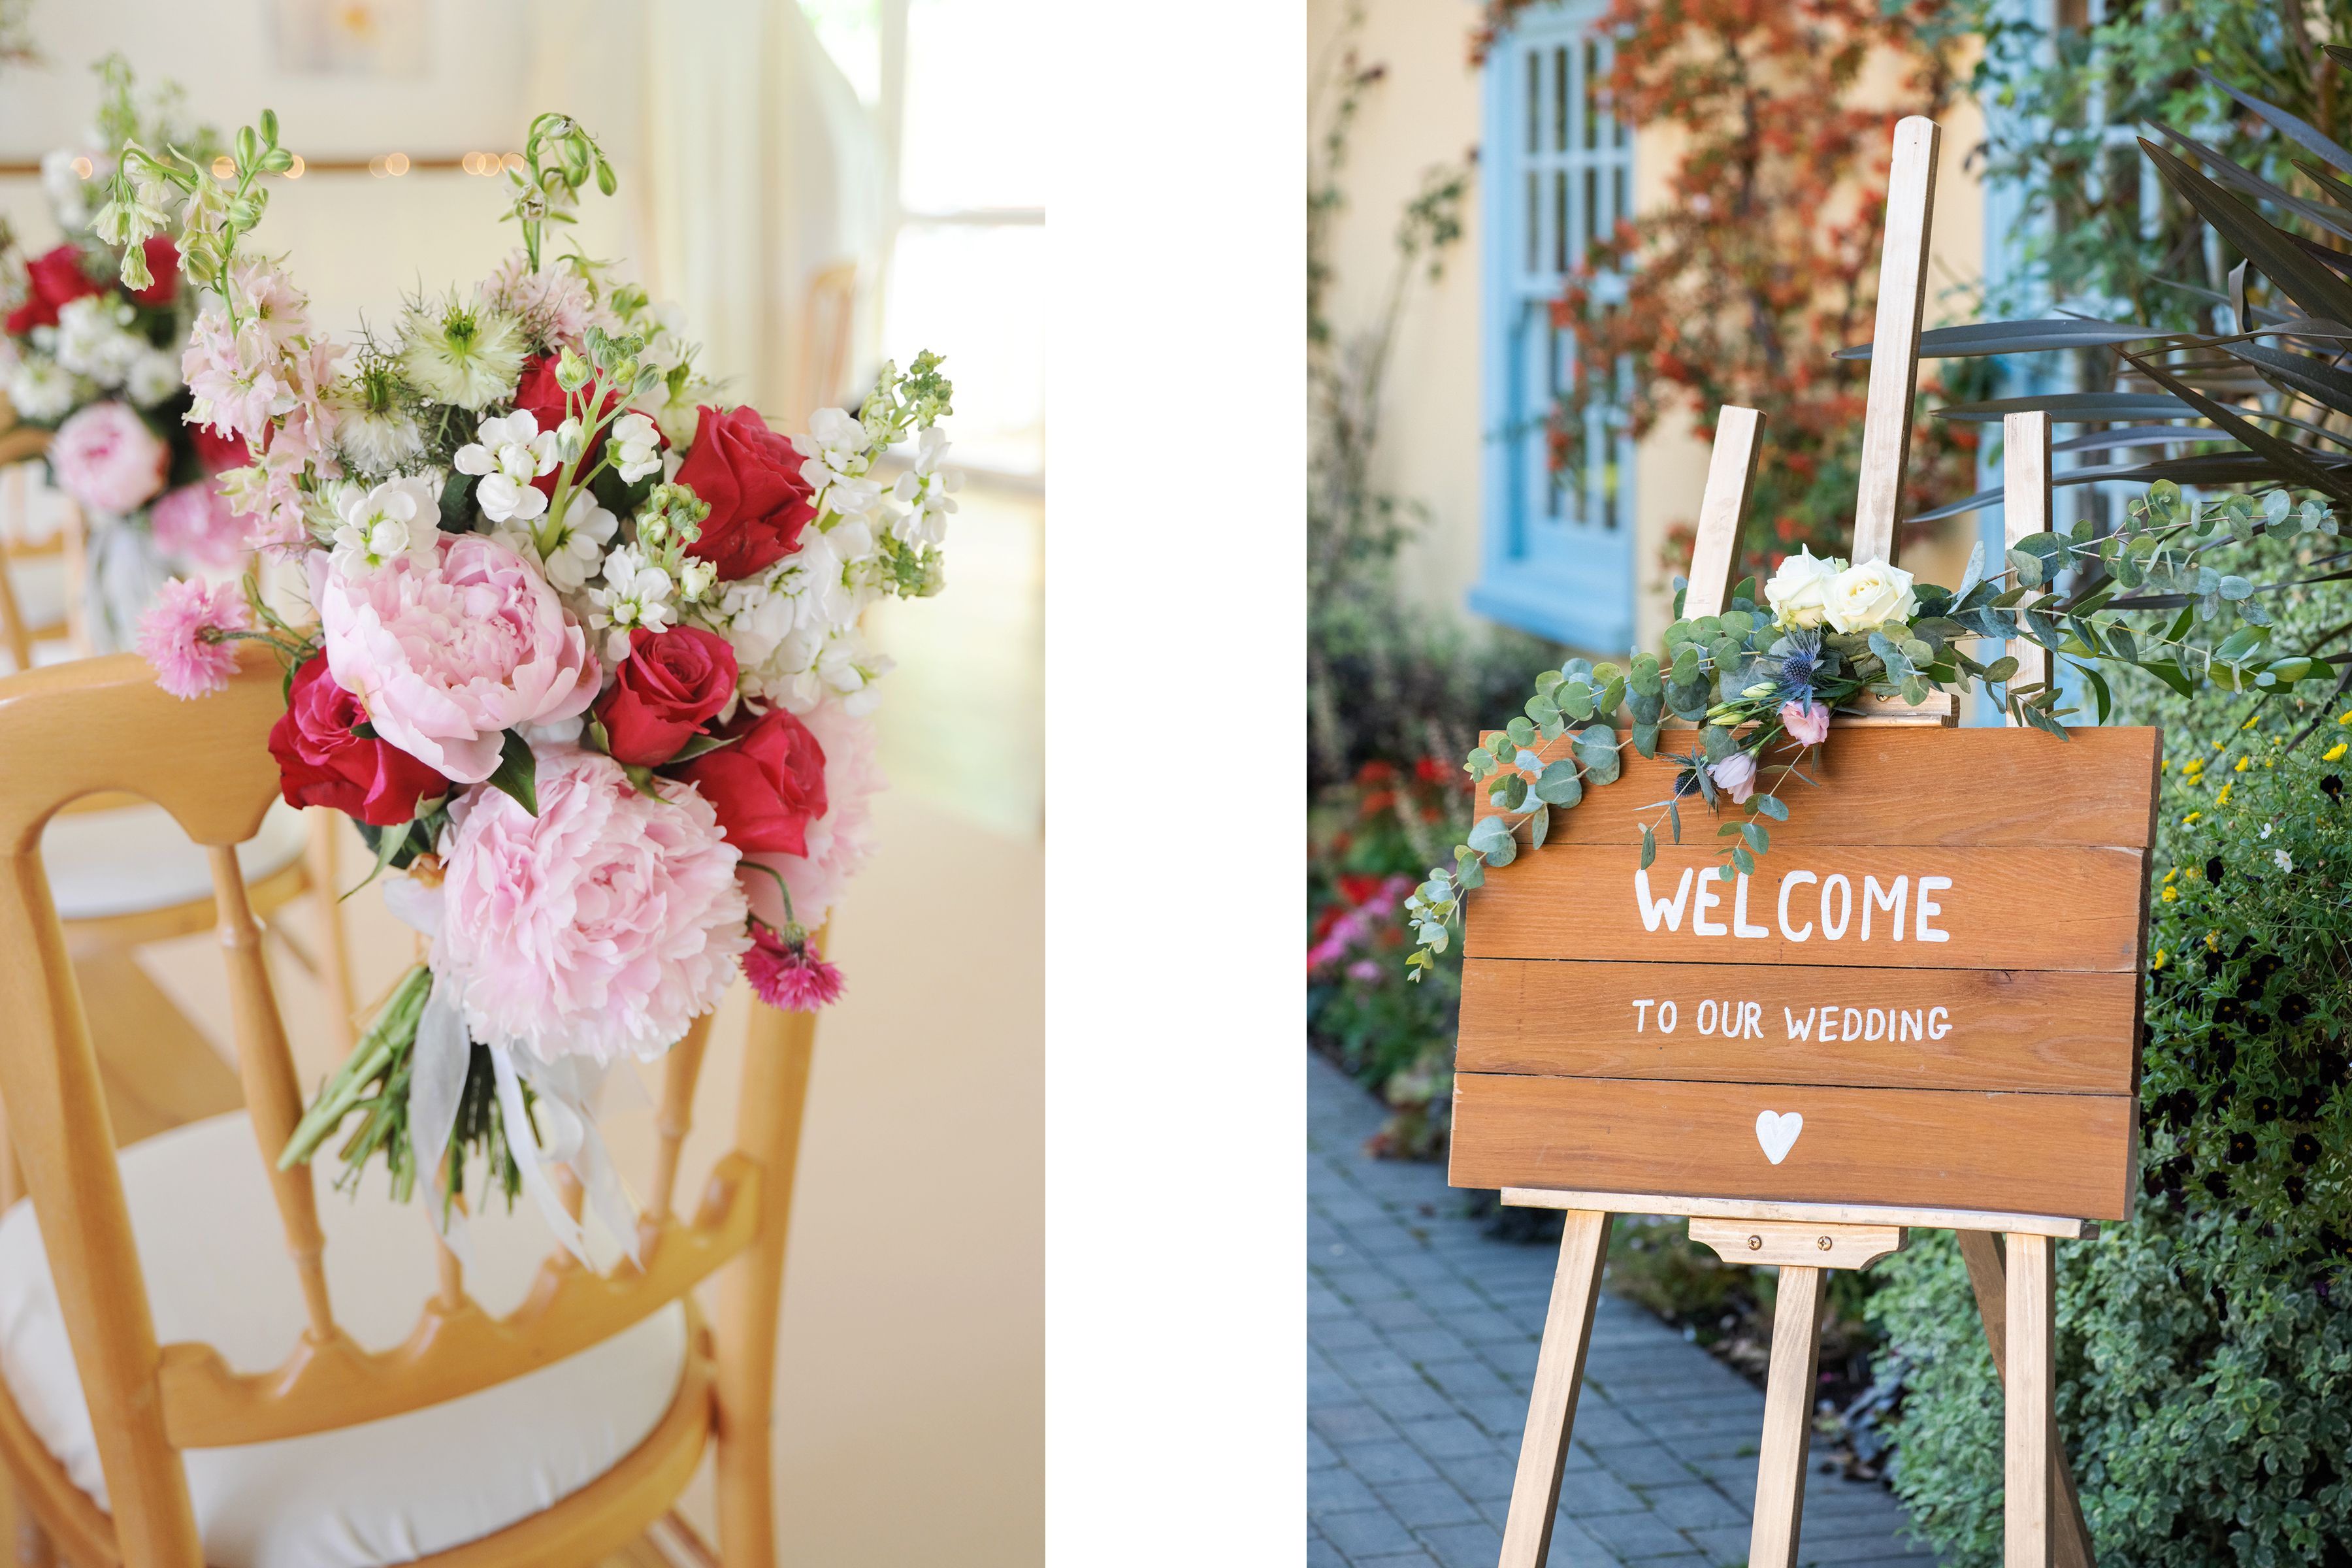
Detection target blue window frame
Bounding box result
[1472,1,1636,653]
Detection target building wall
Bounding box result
[1308,0,1993,656]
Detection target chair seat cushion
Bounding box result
[0,1113,687,1568]
[39,797,310,922]
[3,555,69,639]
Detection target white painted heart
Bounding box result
[1754,1109,1804,1166]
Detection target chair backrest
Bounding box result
[787,260,860,433]
[0,441,82,671]
[0,647,815,1564]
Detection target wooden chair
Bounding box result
[785,261,859,434]
[0,427,86,674]
[0,647,820,1567]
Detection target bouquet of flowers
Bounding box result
[110,105,959,1258]
[0,57,248,642]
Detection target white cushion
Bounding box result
[0,1113,686,1568]
[3,556,69,635]
[39,798,310,922]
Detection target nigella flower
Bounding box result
[397,293,527,410]
[743,921,845,1011]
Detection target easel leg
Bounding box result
[2006,1233,2057,1568]
[1959,1233,2091,1568]
[1748,1264,1829,1568]
[1497,1209,1612,1568]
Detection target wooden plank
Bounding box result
[1451,1073,2138,1220]
[1465,843,2149,973]
[1959,1233,2096,1568]
[1503,1186,2098,1239]
[1851,116,1940,566]
[1497,1210,1611,1568]
[1748,1262,1829,1568]
[1458,960,2138,1094]
[1473,726,2159,847]
[1687,1218,1906,1271]
[2006,1233,2057,1568]
[2004,412,2055,702]
[1682,406,1763,621]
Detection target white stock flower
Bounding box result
[792,405,882,515]
[53,295,146,389]
[125,348,184,408]
[677,557,718,602]
[888,427,962,546]
[5,353,87,422]
[453,410,559,524]
[536,492,619,592]
[587,543,677,661]
[1764,546,1844,630]
[329,474,444,574]
[1821,559,1919,635]
[608,411,663,483]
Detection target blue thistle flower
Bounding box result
[1768,630,1827,708]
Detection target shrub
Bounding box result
[1875,730,2352,1566]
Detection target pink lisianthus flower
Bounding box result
[1710,749,1759,804]
[742,922,845,1011]
[740,697,886,933]
[50,402,168,515]
[135,578,253,699]
[149,480,248,568]
[434,746,752,1064]
[312,533,599,783]
[1779,698,1831,746]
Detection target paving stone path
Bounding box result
[1307,1051,1940,1568]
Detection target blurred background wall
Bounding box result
[1,2,1043,1561]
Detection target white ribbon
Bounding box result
[407,970,475,1266]
[489,1047,644,1271]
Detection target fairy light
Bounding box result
[70,155,92,178]
[285,154,305,179]
[212,155,235,178]
[385,152,410,176]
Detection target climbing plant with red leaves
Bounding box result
[1488,0,1989,583]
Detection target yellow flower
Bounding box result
[2243,715,2262,730]
[2217,783,2234,806]
[2339,709,2352,725]
[2161,885,2180,902]
[2327,742,2347,762]
[2152,948,2168,970]
[2163,867,2178,883]
[2183,811,2203,826]
[2235,756,2251,772]
[2183,759,2205,777]
[2206,930,2221,951]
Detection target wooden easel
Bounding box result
[1488,118,2102,1568]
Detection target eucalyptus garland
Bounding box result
[1404,483,2344,979]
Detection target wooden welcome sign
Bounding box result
[1459,119,2139,1568]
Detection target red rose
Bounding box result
[676,405,817,582]
[5,244,104,335]
[594,625,738,766]
[190,422,249,474]
[672,704,828,856]
[267,653,453,826]
[512,353,630,500]
[132,237,180,309]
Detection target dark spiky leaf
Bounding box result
[1934,392,2198,423]
[2140,138,2352,325]
[1832,318,2165,361]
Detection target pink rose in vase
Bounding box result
[50,401,169,515]
[312,533,599,783]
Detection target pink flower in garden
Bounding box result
[742,923,846,1011]
[50,401,168,515]
[740,696,887,934]
[1347,959,1384,984]
[135,578,253,700]
[433,746,752,1063]
[312,533,600,784]
[1779,698,1830,746]
[149,480,248,568]
[1710,749,1758,804]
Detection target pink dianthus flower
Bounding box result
[742,923,845,1012]
[135,578,253,700]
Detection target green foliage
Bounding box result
[1876,739,2352,1566]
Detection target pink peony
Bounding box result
[135,578,253,700]
[742,924,845,1011]
[149,480,248,568]
[1779,698,1831,746]
[312,534,599,784]
[1709,749,1758,804]
[50,401,169,515]
[434,746,752,1064]
[741,698,886,933]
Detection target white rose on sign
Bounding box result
[1822,559,1918,634]
[1763,546,1844,630]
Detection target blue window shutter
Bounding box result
[1473,2,1635,654]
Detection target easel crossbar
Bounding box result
[1497,1187,2097,1239]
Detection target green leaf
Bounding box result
[1454,856,1484,890]
[1533,759,1584,808]
[1506,717,1537,747]
[1731,845,1755,875]
[1467,815,1517,866]
[1527,695,1562,727]
[1574,726,1621,785]
[1631,721,1660,758]
[1596,678,1627,719]
[1742,822,1769,852]
[1639,825,1657,870]
[1985,655,2021,683]
[664,728,742,763]
[2076,661,2114,725]
[1560,681,1595,721]
[1526,804,1550,850]
[1754,794,1789,822]
[2008,547,2045,589]
[486,729,540,816]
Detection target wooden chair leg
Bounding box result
[303,809,358,1054]
[2005,1233,2057,1568]
[1959,1232,2092,1568]
[714,996,821,1568]
[1497,1209,1612,1568]
[10,1486,53,1568]
[1748,1263,1829,1568]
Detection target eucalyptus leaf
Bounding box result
[1573,726,1622,785]
[1467,815,1516,866]
[1527,803,1550,850]
[1631,721,1661,757]
[1639,825,1657,870]
[1753,794,1789,822]
[1533,759,1584,808]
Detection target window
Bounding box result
[1473,2,1635,652]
